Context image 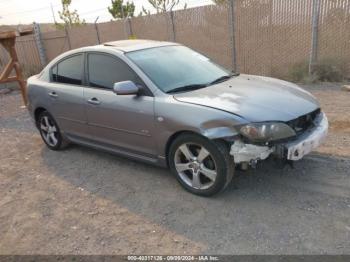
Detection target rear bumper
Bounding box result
[230,112,328,164]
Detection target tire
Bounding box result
[168,133,234,196]
[38,111,69,150]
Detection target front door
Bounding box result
[83,52,157,157]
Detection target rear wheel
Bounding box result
[38,111,69,150]
[168,133,234,196]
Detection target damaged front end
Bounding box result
[230,140,273,168]
[229,111,328,169]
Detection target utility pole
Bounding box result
[50,2,57,24]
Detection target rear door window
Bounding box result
[52,54,83,85]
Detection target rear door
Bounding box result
[48,53,88,138]
[83,52,157,156]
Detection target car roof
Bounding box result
[102,39,178,52]
[44,39,179,70]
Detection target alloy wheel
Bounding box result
[174,143,217,190]
[40,115,58,147]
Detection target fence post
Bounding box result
[123,19,129,39]
[169,11,176,42]
[94,17,101,44]
[228,0,237,72]
[309,0,321,75]
[120,5,130,39]
[64,25,71,50]
[33,22,47,67]
[126,17,135,39]
[123,17,134,39]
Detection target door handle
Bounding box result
[87,97,101,105]
[48,91,58,98]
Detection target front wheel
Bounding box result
[168,133,234,196]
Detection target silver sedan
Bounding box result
[27,40,328,196]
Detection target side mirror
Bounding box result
[113,81,139,95]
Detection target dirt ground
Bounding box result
[0,83,349,255]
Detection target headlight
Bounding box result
[239,122,296,142]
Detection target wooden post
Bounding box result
[0,31,27,105]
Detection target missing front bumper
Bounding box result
[229,112,328,165]
[229,140,273,164]
[285,112,328,160]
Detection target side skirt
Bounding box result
[66,134,167,167]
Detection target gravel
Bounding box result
[0,83,349,255]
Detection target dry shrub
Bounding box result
[287,58,347,83]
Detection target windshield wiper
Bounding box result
[166,72,240,94]
[166,84,208,94]
[209,72,240,85]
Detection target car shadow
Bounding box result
[40,143,350,253]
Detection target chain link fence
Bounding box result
[235,0,315,77]
[1,0,349,80]
[318,0,350,76]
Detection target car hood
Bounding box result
[173,74,320,122]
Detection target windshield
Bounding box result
[126,45,232,93]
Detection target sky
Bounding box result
[0,0,213,25]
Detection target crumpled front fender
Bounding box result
[200,126,239,139]
[198,118,243,140]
